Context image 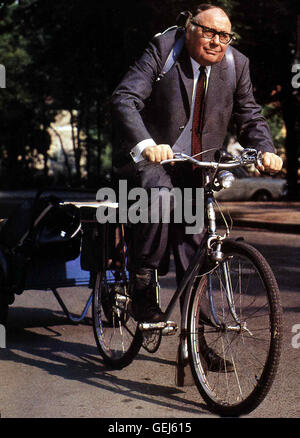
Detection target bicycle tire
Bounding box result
[187,239,282,417]
[92,267,143,369]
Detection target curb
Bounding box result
[217,218,300,234]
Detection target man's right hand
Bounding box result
[142,144,174,163]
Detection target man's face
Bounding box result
[185,8,232,66]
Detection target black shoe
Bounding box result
[132,293,165,323]
[200,343,234,373]
[130,268,165,323]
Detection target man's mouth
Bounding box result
[204,49,219,55]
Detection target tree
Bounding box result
[0,0,298,195]
[230,0,300,198]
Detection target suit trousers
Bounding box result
[115,159,207,288]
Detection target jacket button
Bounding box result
[179,126,185,131]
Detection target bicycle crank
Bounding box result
[139,320,178,336]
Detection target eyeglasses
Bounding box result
[190,21,236,44]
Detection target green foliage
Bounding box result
[0,0,298,191]
[262,105,285,154]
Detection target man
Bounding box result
[111,4,282,324]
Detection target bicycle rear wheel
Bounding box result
[93,267,143,369]
[187,239,282,417]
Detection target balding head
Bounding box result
[185,6,232,65]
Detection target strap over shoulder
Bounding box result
[225,46,236,93]
[156,33,185,81]
[156,27,236,93]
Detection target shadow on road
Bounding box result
[2,308,210,417]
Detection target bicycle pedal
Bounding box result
[139,321,166,331]
[138,320,178,336]
[161,321,178,336]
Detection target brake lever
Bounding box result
[241,149,272,175]
[240,148,261,165]
[160,152,188,165]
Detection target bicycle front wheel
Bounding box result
[187,239,282,417]
[92,268,143,369]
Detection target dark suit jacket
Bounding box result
[111,28,274,167]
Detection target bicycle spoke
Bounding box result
[188,241,282,416]
[93,268,142,368]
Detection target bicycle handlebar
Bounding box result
[160,148,262,169]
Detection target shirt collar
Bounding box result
[190,57,211,78]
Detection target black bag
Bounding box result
[31,200,82,261]
[80,207,125,272]
[80,207,105,272]
[0,195,82,262]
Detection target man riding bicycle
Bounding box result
[111,4,282,373]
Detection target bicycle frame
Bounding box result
[168,170,238,364]
[107,160,247,340]
[92,148,282,415]
[95,149,261,351]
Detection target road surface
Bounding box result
[0,228,299,419]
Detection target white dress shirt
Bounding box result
[130,58,211,163]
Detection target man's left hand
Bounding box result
[258,152,283,173]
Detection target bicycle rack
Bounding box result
[51,288,93,323]
[24,253,94,323]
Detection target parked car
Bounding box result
[214,166,287,201]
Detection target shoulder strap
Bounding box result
[156,32,185,82]
[156,29,236,93]
[225,46,236,93]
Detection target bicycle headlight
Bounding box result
[217,170,235,189]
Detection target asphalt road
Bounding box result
[0,227,299,419]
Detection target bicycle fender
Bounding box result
[179,271,202,362]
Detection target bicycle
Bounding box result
[92,148,283,417]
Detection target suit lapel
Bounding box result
[174,48,229,129]
[175,48,194,117]
[203,56,227,126]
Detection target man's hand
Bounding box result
[257,152,283,173]
[142,144,174,163]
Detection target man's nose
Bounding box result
[210,33,220,45]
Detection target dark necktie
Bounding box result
[191,66,207,158]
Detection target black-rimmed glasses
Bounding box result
[190,21,236,44]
